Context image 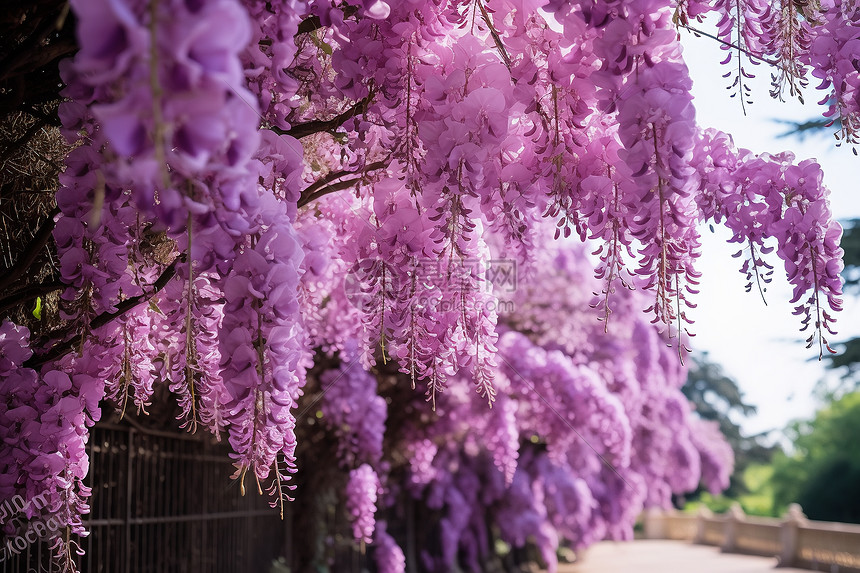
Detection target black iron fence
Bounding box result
[2,421,287,573]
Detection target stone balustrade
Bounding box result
[642,504,860,572]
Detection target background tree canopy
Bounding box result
[682,353,775,500]
[770,392,860,524]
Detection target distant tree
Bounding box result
[776,117,838,141]
[771,392,860,523]
[682,353,776,498]
[837,219,860,290]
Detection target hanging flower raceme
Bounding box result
[151,270,228,436]
[219,204,305,499]
[0,323,106,572]
[688,417,735,494]
[804,0,860,149]
[66,0,263,235]
[345,463,381,543]
[241,0,308,130]
[8,0,857,569]
[695,134,844,355]
[100,307,156,415]
[494,451,562,572]
[319,342,387,467]
[373,521,406,573]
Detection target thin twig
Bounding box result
[682,24,780,68]
[0,116,51,165]
[0,207,59,291]
[477,2,513,74]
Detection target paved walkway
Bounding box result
[559,540,809,573]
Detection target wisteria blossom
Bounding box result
[0,0,850,570]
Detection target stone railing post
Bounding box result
[694,505,713,544]
[643,507,667,539]
[721,502,746,553]
[778,503,807,568]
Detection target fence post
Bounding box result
[126,428,134,573]
[778,503,807,568]
[694,505,712,544]
[643,507,666,539]
[721,502,745,553]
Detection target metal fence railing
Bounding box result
[1,421,286,573]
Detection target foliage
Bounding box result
[0,0,853,571]
[687,463,778,517]
[682,354,776,498]
[771,391,860,523]
[839,219,860,290]
[776,117,840,141]
[738,464,778,517]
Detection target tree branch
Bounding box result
[298,179,364,209]
[24,255,183,369]
[274,91,375,139]
[0,4,72,81]
[295,6,359,35]
[302,167,362,199]
[0,206,59,292]
[297,159,390,208]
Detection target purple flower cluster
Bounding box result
[373,521,406,573]
[64,0,263,234]
[42,0,311,558]
[806,0,860,148]
[6,0,854,568]
[345,464,380,543]
[694,132,844,355]
[379,236,732,572]
[0,324,104,568]
[153,272,228,435]
[219,206,305,488]
[688,418,735,494]
[241,1,307,130]
[319,342,387,467]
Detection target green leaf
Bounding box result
[310,35,333,55]
[148,299,164,315]
[32,297,42,320]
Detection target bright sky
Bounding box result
[679,28,860,439]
